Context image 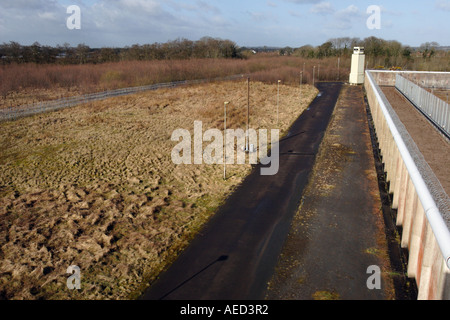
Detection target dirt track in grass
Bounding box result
[0,80,317,300]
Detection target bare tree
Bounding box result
[76,43,90,64]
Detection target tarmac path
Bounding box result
[265,84,403,300]
[140,82,343,300]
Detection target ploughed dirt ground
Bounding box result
[381,87,450,196]
[0,80,317,300]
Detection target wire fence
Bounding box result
[0,74,246,122]
[395,74,450,139]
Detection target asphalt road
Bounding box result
[140,82,343,300]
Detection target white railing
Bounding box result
[395,74,450,139]
[366,70,450,299]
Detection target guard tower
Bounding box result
[349,47,365,85]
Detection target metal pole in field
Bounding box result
[338,57,340,81]
[318,65,320,82]
[277,80,281,125]
[224,101,229,180]
[247,78,250,151]
[300,71,303,101]
[313,66,316,86]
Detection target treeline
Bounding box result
[1,36,447,67]
[278,37,448,69]
[0,37,241,65]
[279,37,444,59]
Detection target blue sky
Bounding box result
[1,0,449,48]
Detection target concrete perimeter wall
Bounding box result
[365,70,450,300]
[367,70,450,89]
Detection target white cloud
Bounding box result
[335,4,361,18]
[0,0,448,49]
[196,1,221,14]
[118,0,160,13]
[310,2,334,15]
[167,0,221,15]
[322,5,364,31]
[1,0,58,10]
[384,20,394,28]
[283,0,320,3]
[247,11,275,22]
[0,0,67,44]
[379,5,402,16]
[37,12,58,21]
[436,0,450,11]
[289,10,303,18]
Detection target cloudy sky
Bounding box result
[1,0,449,48]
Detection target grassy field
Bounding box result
[0,79,318,299]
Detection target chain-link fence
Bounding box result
[0,74,246,122]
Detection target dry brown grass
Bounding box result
[0,56,347,109]
[0,80,318,300]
